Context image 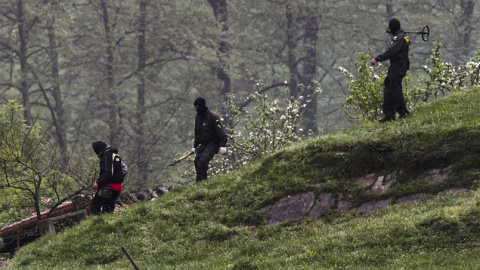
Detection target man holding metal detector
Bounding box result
[191,97,228,182]
[371,18,411,123]
[169,98,228,181]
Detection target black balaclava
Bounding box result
[194,97,208,115]
[92,140,107,156]
[388,18,401,34]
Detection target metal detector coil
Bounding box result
[407,25,429,42]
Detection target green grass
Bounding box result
[7,87,480,269]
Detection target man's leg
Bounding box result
[395,69,410,117]
[103,191,120,213]
[194,148,207,181]
[380,74,396,122]
[90,193,106,215]
[194,144,217,182]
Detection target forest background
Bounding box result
[0,0,479,226]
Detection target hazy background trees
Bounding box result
[0,0,478,213]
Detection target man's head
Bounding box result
[388,18,401,33]
[194,97,207,114]
[92,140,107,156]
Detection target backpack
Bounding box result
[112,153,128,183]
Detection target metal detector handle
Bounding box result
[168,151,194,166]
[405,25,429,42]
[391,24,430,42]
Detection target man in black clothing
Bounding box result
[371,18,411,122]
[191,97,228,182]
[90,141,123,214]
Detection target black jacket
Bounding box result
[374,30,410,66]
[194,109,227,148]
[96,146,120,186]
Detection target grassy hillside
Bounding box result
[7,88,480,270]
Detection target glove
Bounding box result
[219,147,227,154]
[370,58,376,66]
[191,148,196,153]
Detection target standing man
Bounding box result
[192,97,228,182]
[91,141,123,214]
[371,18,411,122]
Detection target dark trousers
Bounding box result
[90,189,121,215]
[194,143,219,182]
[383,62,409,119]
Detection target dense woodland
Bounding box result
[0,0,479,226]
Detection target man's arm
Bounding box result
[374,34,406,62]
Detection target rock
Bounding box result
[355,174,376,187]
[438,188,468,195]
[337,200,352,211]
[267,192,314,225]
[396,193,424,205]
[424,166,452,183]
[371,170,400,193]
[308,193,334,220]
[357,199,391,212]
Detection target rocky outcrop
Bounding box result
[263,166,468,225]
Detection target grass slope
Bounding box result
[7,88,480,270]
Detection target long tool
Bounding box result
[121,246,140,270]
[168,151,194,166]
[387,25,430,41]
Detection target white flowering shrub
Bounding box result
[465,50,480,86]
[420,42,465,100]
[210,82,320,176]
[419,42,480,101]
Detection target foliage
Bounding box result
[0,0,479,191]
[340,52,386,123]
[420,42,464,100]
[418,42,480,102]
[8,86,480,269]
[0,100,78,222]
[209,81,321,177]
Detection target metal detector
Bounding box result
[387,25,430,41]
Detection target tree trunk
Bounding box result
[286,5,299,98]
[17,0,32,125]
[299,3,319,135]
[100,0,120,146]
[46,23,68,166]
[456,0,475,65]
[206,0,231,102]
[136,0,149,185]
[386,0,394,19]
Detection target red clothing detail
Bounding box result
[106,183,122,192]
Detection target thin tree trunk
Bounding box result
[206,0,231,102]
[299,3,319,135]
[136,0,149,185]
[47,23,68,165]
[456,0,475,65]
[100,0,120,146]
[286,5,299,98]
[17,0,32,125]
